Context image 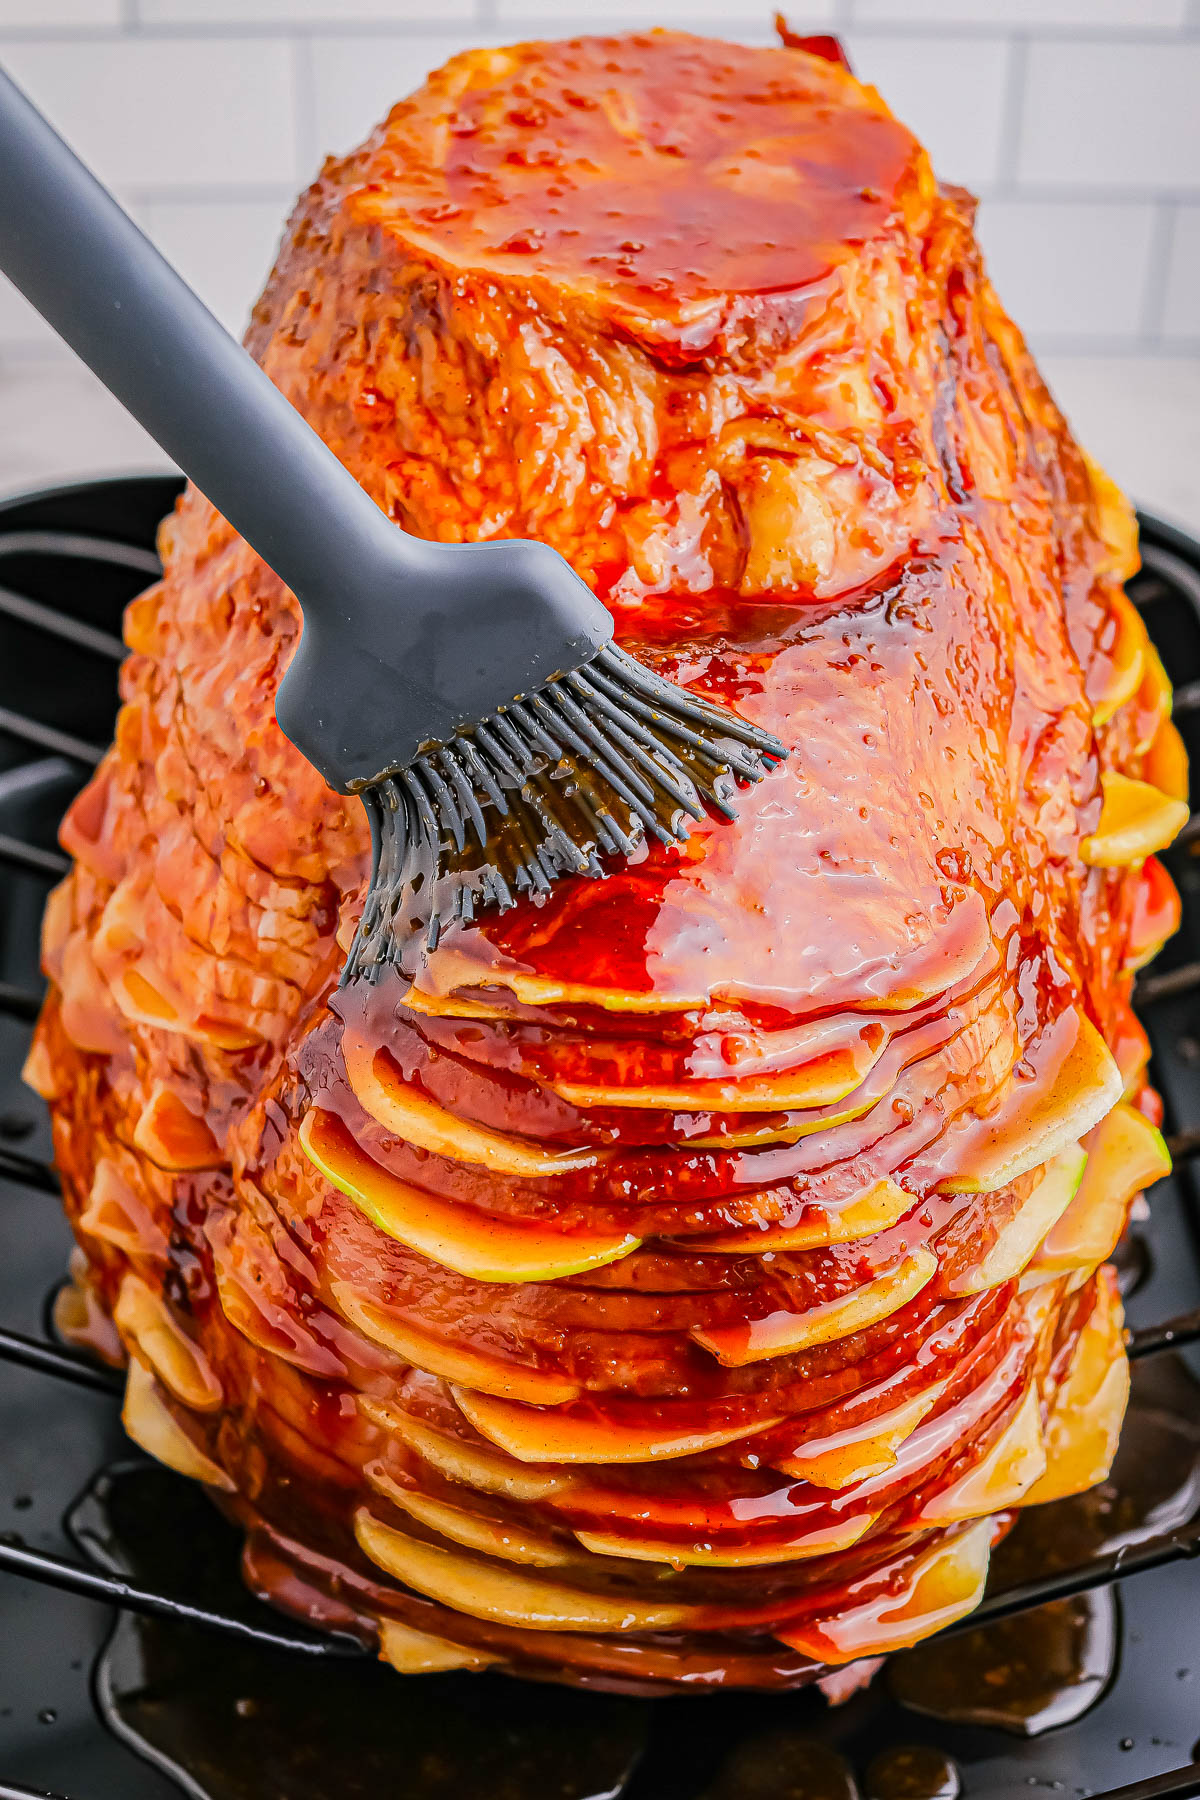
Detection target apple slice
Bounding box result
[1020,1271,1128,1506]
[122,1358,234,1493]
[775,1518,995,1664]
[1081,449,1139,585]
[301,1109,638,1282]
[1089,590,1148,727]
[1141,718,1189,805]
[452,1386,780,1465]
[342,1030,600,1175]
[132,1081,222,1172]
[686,1080,884,1149]
[690,1247,938,1368]
[546,1030,886,1114]
[412,948,708,1015]
[354,1509,705,1632]
[366,1464,581,1568]
[114,1274,223,1412]
[915,1383,1046,1525]
[574,1510,877,1567]
[399,987,515,1021]
[377,1618,501,1673]
[359,1396,572,1501]
[683,1178,916,1254]
[1032,1103,1170,1277]
[79,1157,169,1262]
[772,1382,946,1488]
[1081,771,1189,868]
[939,1009,1121,1195]
[1124,856,1181,973]
[333,1282,581,1405]
[947,1148,1086,1296]
[1131,641,1173,757]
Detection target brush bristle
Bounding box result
[343,643,786,982]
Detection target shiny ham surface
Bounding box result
[28,30,1187,1692]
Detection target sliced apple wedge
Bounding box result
[1081,772,1189,868]
[774,1518,994,1665]
[1021,1269,1128,1506]
[546,1030,886,1114]
[1131,641,1173,757]
[359,1395,572,1501]
[412,948,708,1015]
[78,1157,169,1262]
[686,1082,884,1149]
[114,1274,223,1412]
[1089,590,1148,727]
[122,1358,234,1493]
[772,1382,946,1488]
[132,1080,222,1171]
[916,1383,1046,1525]
[301,1109,638,1282]
[1124,855,1181,973]
[366,1465,581,1568]
[574,1511,877,1567]
[354,1509,704,1632]
[684,1179,916,1254]
[342,1030,600,1175]
[377,1618,502,1673]
[939,1009,1121,1195]
[1082,448,1140,585]
[452,1386,780,1465]
[399,987,516,1021]
[947,1148,1086,1296]
[1141,718,1190,805]
[333,1283,581,1404]
[1032,1103,1170,1277]
[691,1247,938,1368]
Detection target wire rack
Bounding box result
[4,481,1200,1800]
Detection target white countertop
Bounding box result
[2,350,1198,540]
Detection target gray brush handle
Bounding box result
[0,63,410,621]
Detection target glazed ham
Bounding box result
[28,30,1187,1692]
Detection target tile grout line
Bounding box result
[994,30,1029,197]
[1141,199,1179,347]
[0,17,1196,41]
[291,32,318,191]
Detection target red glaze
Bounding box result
[34,28,1181,1688]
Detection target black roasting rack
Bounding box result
[5,478,1200,1799]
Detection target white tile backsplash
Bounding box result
[1019,41,1200,192]
[0,0,121,24]
[0,277,61,355]
[139,197,293,337]
[1039,352,1200,530]
[844,34,1012,188]
[309,33,479,157]
[138,0,473,20]
[1163,206,1200,342]
[1,39,300,191]
[977,199,1157,343]
[0,7,1195,365]
[495,0,832,18]
[851,0,1189,26]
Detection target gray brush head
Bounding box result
[343,642,786,981]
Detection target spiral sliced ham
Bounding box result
[30,28,1185,1693]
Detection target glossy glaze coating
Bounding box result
[30,28,1185,1691]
